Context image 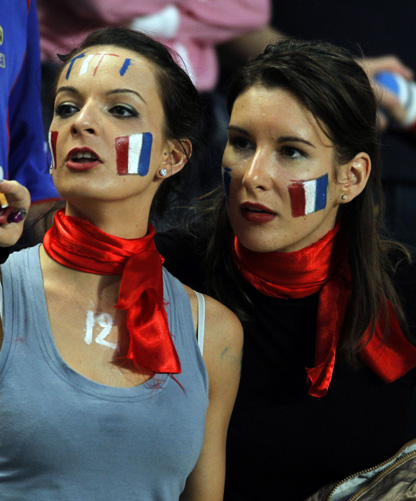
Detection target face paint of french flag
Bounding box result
[288,173,329,217]
[48,131,58,169]
[115,133,153,176]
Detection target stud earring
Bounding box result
[341,194,348,200]
[159,168,168,177]
[49,164,53,174]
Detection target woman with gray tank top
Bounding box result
[0,27,242,500]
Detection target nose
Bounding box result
[70,101,99,136]
[241,149,272,191]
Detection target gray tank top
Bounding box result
[0,245,208,500]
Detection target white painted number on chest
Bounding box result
[84,311,117,349]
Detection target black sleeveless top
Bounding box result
[156,230,416,500]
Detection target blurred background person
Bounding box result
[1,0,59,204]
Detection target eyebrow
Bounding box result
[278,136,315,148]
[55,85,79,97]
[227,126,316,148]
[107,88,146,103]
[55,86,146,103]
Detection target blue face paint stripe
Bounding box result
[138,133,153,176]
[314,173,329,211]
[66,52,86,80]
[120,58,132,76]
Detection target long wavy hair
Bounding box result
[206,39,410,364]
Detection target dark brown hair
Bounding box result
[206,38,410,363]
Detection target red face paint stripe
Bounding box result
[115,136,129,175]
[93,53,120,76]
[288,183,306,217]
[50,131,58,169]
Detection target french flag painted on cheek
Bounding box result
[288,173,329,217]
[48,131,58,169]
[115,133,153,176]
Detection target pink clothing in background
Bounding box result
[37,0,270,92]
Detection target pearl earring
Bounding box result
[159,168,168,177]
[341,194,348,200]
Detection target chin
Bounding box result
[235,233,273,254]
[236,229,300,253]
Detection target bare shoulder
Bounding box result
[203,293,243,359]
[182,284,243,382]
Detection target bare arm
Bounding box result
[180,293,243,501]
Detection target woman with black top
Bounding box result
[157,39,416,499]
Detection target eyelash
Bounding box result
[55,103,78,118]
[279,146,306,160]
[229,135,306,160]
[54,103,139,119]
[228,135,253,150]
[109,105,138,118]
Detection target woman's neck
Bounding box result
[64,200,151,239]
[40,244,120,291]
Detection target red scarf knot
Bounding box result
[43,209,181,375]
[232,224,416,397]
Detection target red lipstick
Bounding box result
[240,202,277,223]
[65,147,102,171]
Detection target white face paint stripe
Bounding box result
[128,133,144,174]
[304,180,317,215]
[80,54,94,76]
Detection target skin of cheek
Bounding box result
[287,173,329,217]
[48,131,58,170]
[114,133,153,176]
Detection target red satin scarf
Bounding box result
[231,225,416,397]
[43,209,181,375]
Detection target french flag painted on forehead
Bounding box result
[115,133,153,176]
[66,52,132,79]
[48,131,58,169]
[288,173,328,217]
